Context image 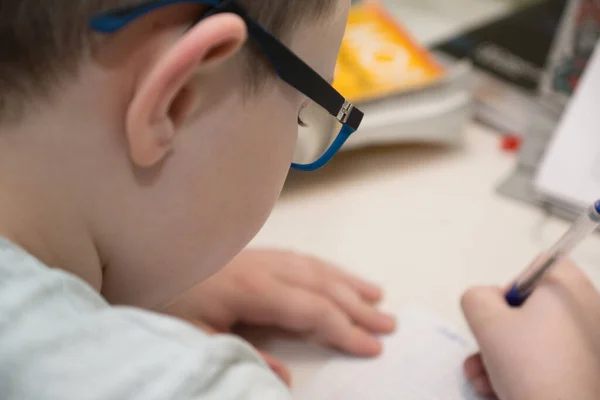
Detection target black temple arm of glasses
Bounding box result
[214,0,363,130]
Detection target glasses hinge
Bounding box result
[337,101,354,124]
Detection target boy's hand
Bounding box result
[165,249,396,383]
[461,259,600,400]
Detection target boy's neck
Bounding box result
[0,182,103,291]
[0,104,109,292]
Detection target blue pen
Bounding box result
[505,200,600,307]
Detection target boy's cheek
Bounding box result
[183,89,297,267]
[207,123,294,244]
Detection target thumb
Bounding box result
[461,286,509,340]
[259,351,292,387]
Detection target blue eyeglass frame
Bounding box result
[90,0,364,171]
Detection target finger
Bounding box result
[508,257,598,311]
[464,353,485,380]
[313,322,383,357]
[543,258,595,293]
[266,286,383,357]
[461,286,509,338]
[259,351,292,387]
[327,282,396,334]
[464,353,497,398]
[278,254,383,303]
[473,375,496,398]
[502,254,558,293]
[508,256,592,294]
[326,265,383,303]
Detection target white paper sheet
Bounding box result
[535,43,600,209]
[293,307,483,400]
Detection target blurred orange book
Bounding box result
[334,2,445,103]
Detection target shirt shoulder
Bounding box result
[0,239,291,400]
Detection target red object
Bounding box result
[500,135,522,152]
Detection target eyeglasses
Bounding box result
[90,0,364,171]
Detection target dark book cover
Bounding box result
[433,0,567,92]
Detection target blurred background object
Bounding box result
[433,0,567,134]
[336,2,446,103]
[539,0,600,107]
[340,0,600,223]
[336,1,474,151]
[496,0,600,220]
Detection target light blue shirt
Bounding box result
[0,239,291,400]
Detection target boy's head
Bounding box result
[0,0,351,307]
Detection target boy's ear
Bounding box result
[126,13,247,167]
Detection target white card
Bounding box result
[536,43,600,208]
[293,306,483,400]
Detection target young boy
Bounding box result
[0,0,599,399]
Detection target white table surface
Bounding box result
[250,123,600,387]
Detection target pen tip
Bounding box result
[505,284,526,307]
